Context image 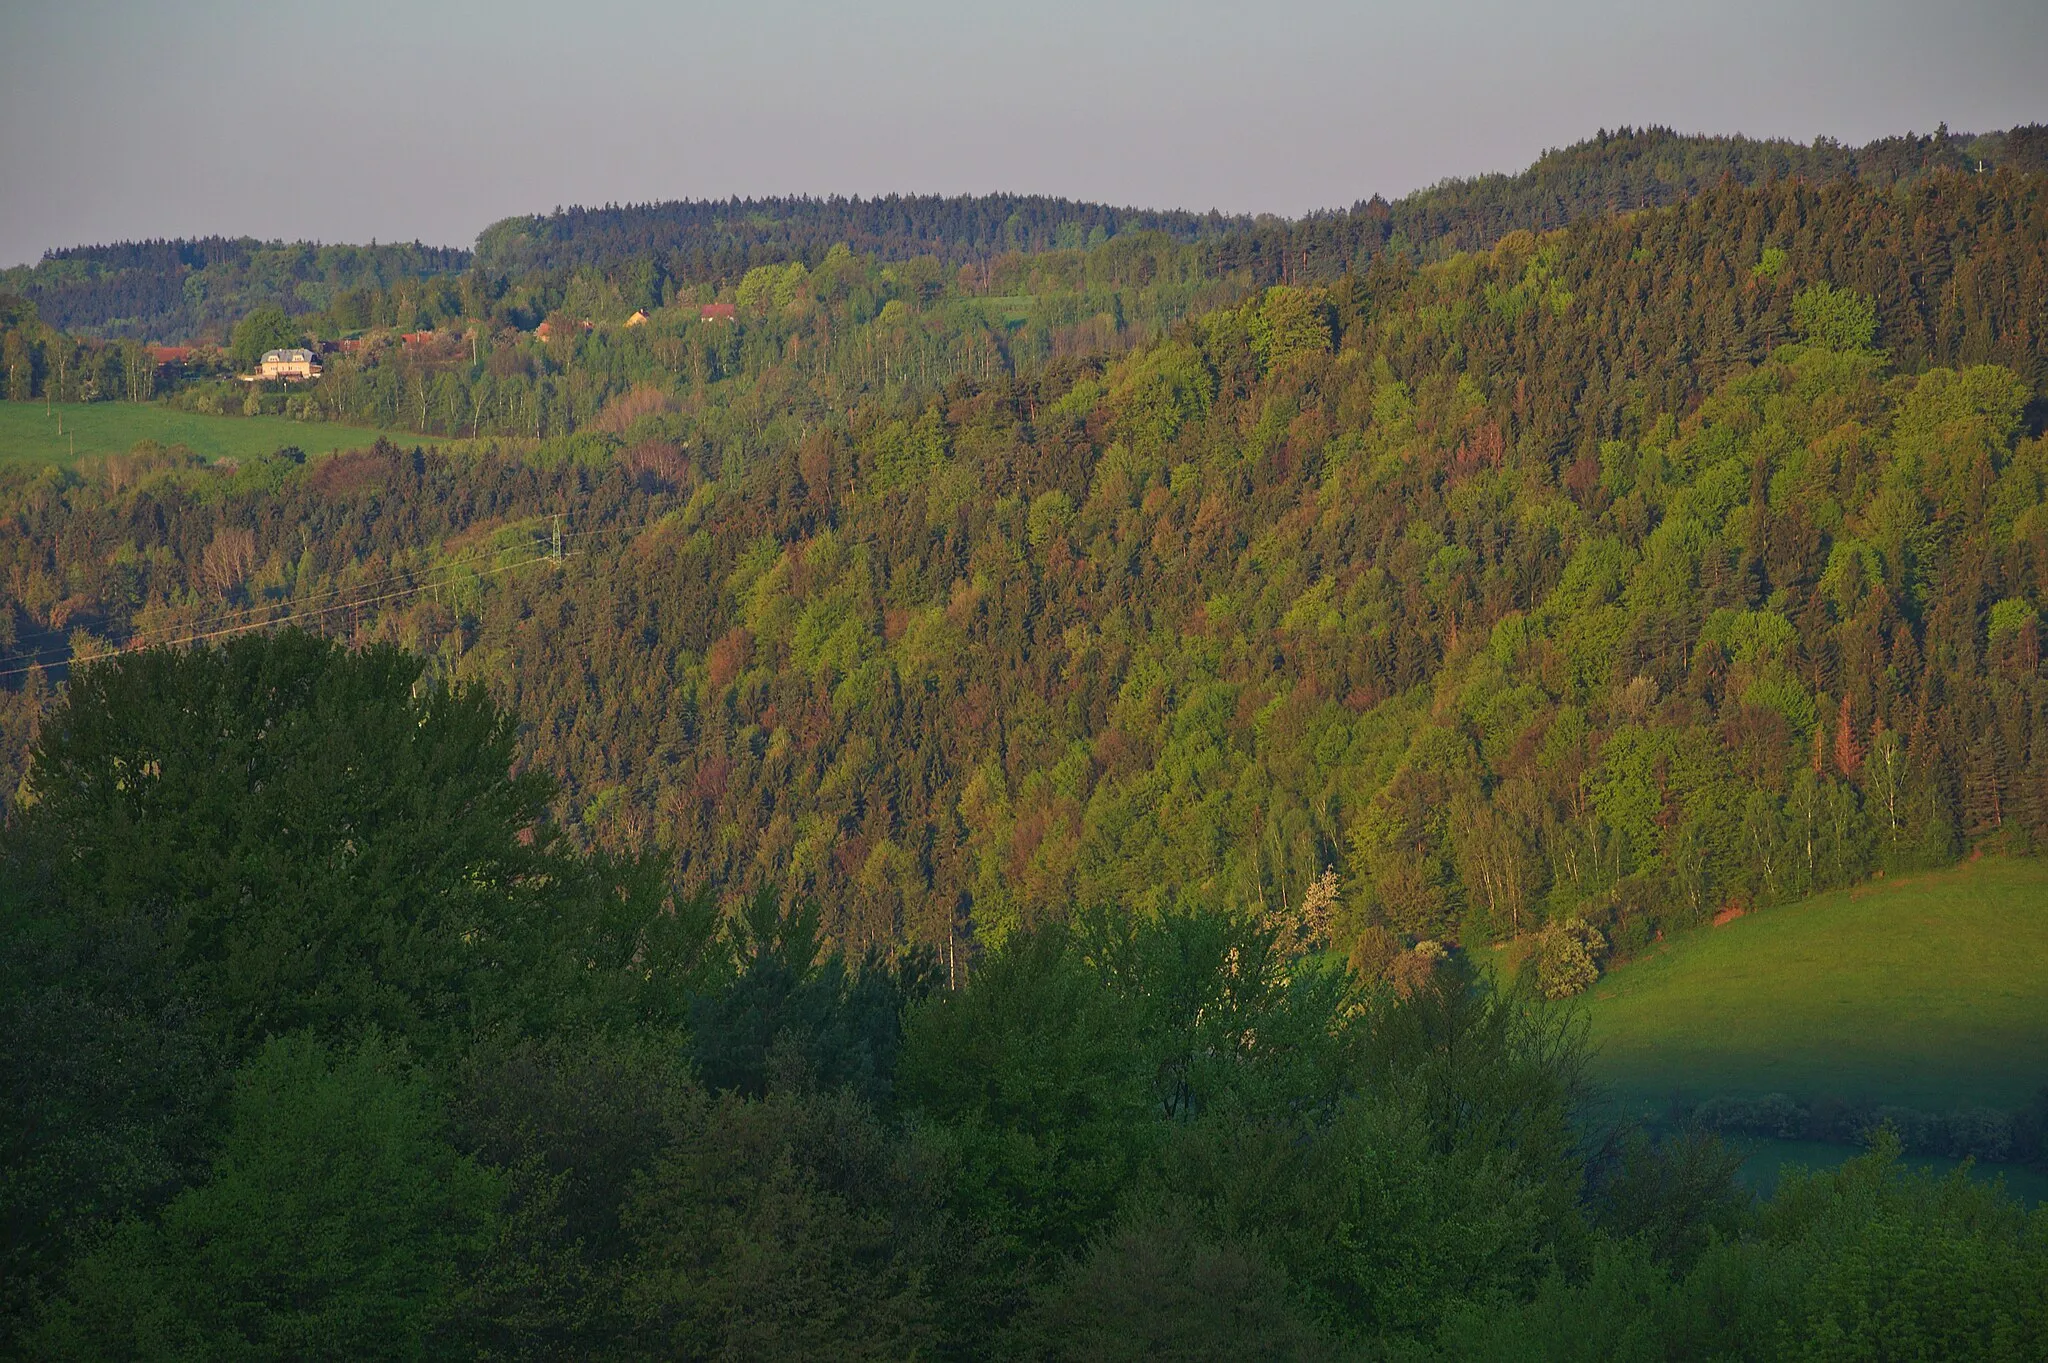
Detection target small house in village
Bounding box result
[150,345,194,376]
[700,303,736,323]
[256,348,320,380]
[401,330,465,358]
[624,310,649,328]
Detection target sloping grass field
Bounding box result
[0,402,441,469]
[1582,858,2048,1113]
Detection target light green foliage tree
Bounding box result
[1110,341,1213,454]
[1484,237,1574,320]
[1819,537,1884,616]
[1247,285,1333,372]
[1792,281,1878,352]
[229,304,304,370]
[1028,488,1076,547]
[1590,726,1670,866]
[1536,917,1606,999]
[1890,365,2033,523]
[736,260,809,313]
[1989,596,2038,645]
[868,406,950,491]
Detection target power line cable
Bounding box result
[0,553,555,684]
[559,507,686,543]
[0,548,506,677]
[0,502,674,684]
[179,511,563,627]
[158,539,518,630]
[0,519,564,677]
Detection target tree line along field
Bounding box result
[0,401,444,469]
[1582,857,2048,1113]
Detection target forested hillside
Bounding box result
[5,169,2044,978]
[1384,122,2048,257]
[10,123,2042,342]
[7,125,2048,1360]
[0,238,471,342]
[471,124,2048,287]
[471,192,1251,277]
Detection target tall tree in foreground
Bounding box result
[0,631,689,1345]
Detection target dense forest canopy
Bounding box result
[5,634,2045,1359]
[0,238,471,342]
[5,118,2048,1358]
[5,168,2045,967]
[471,192,1255,276]
[10,123,2045,343]
[480,123,2048,286]
[1386,122,2048,255]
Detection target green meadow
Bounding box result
[0,402,442,469]
[1582,858,2048,1114]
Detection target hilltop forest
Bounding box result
[8,123,2046,342]
[3,125,2048,1358]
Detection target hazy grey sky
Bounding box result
[3,0,2044,266]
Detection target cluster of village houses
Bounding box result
[177,301,743,384]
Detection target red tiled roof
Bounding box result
[700,303,736,321]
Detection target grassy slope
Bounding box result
[1582,859,2048,1113]
[0,402,442,468]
